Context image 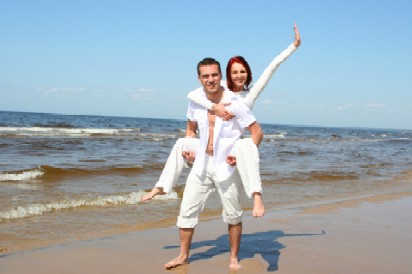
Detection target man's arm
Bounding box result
[226,120,263,167]
[247,121,263,147]
[182,119,198,163]
[185,119,197,138]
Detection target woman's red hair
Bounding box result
[225,56,253,91]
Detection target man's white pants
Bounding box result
[177,155,243,228]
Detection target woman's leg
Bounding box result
[141,137,199,201]
[233,138,264,217]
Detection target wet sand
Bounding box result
[1,193,412,274]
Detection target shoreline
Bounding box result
[1,192,412,273]
[2,185,410,255]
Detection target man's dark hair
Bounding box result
[197,57,222,76]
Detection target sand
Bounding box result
[1,193,412,274]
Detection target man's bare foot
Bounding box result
[164,256,188,269]
[252,192,265,217]
[229,257,242,270]
[141,187,165,202]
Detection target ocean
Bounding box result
[1,110,411,254]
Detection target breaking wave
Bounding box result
[0,165,154,182]
[0,168,44,181]
[0,191,179,221]
[0,126,141,137]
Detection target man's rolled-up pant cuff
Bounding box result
[177,216,199,228]
[222,214,242,225]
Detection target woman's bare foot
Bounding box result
[141,187,165,202]
[229,257,242,270]
[252,192,265,217]
[164,256,188,269]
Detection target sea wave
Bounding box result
[0,168,44,181]
[275,170,361,182]
[0,126,184,141]
[0,191,179,221]
[0,165,148,182]
[0,126,141,137]
[264,132,287,139]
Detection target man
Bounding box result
[165,58,263,270]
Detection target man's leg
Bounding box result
[165,228,194,269]
[214,170,243,269]
[167,158,215,269]
[228,222,242,270]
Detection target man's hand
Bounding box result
[226,155,237,166]
[182,150,196,165]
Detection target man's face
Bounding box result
[198,64,222,95]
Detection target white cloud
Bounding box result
[260,99,273,105]
[259,99,287,106]
[336,103,355,111]
[131,93,142,99]
[45,87,89,93]
[126,88,156,100]
[365,102,385,111]
[138,88,155,93]
[335,103,386,112]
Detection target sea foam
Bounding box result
[0,191,179,220]
[0,168,44,181]
[0,126,139,137]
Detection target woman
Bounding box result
[141,23,301,217]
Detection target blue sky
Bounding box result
[1,0,411,130]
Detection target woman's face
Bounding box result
[230,62,248,92]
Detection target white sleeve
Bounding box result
[231,101,256,129]
[245,43,298,109]
[186,101,196,121]
[187,87,214,110]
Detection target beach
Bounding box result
[1,192,412,274]
[1,111,412,272]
